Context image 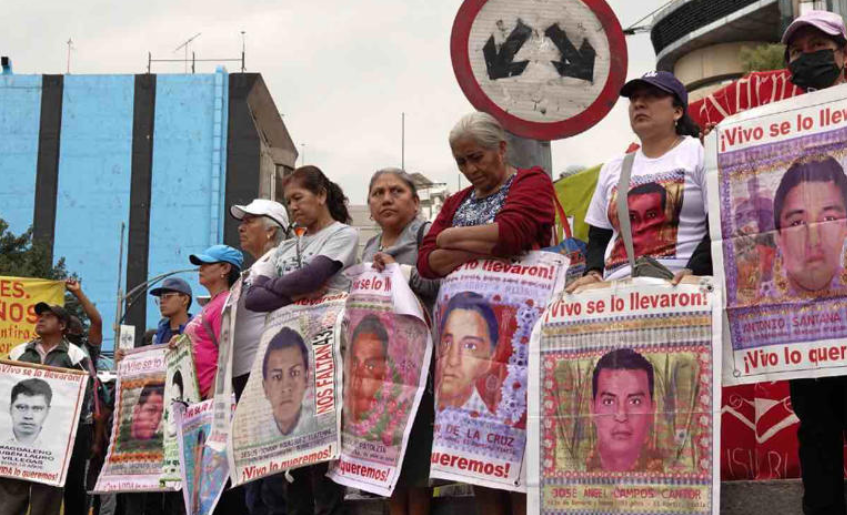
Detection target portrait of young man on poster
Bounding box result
[6,378,53,448]
[127,383,165,444]
[436,292,500,416]
[774,155,847,296]
[262,327,313,437]
[586,348,663,473]
[345,314,389,422]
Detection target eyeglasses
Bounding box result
[154,293,182,306]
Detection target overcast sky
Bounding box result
[6,0,668,204]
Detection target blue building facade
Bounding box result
[0,70,297,349]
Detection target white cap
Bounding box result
[230,199,289,229]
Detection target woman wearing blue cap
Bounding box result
[184,244,243,399]
[567,70,710,294]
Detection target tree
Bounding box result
[0,219,87,323]
[740,44,786,73]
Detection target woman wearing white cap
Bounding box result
[781,11,847,515]
[228,199,289,515]
[229,199,290,396]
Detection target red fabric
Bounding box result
[688,69,802,128]
[688,70,805,480]
[417,167,555,279]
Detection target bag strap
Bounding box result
[202,318,219,348]
[550,190,572,245]
[416,221,430,246]
[616,152,637,272]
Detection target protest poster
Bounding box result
[526,278,721,515]
[326,263,432,496]
[0,360,87,486]
[706,86,847,384]
[0,277,64,358]
[228,293,346,486]
[208,278,243,452]
[163,335,202,483]
[94,345,175,492]
[177,399,231,515]
[430,252,568,491]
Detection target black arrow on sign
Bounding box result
[482,19,532,80]
[544,23,596,82]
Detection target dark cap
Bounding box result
[34,303,71,326]
[620,71,688,109]
[149,277,193,297]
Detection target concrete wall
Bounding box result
[674,42,759,91]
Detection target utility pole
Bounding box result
[401,112,405,170]
[66,38,74,74]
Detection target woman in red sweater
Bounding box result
[417,112,555,280]
[416,112,554,515]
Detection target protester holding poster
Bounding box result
[359,168,440,515]
[527,279,720,515]
[185,244,242,399]
[566,71,709,293]
[327,263,432,502]
[229,294,346,514]
[705,11,847,515]
[0,359,87,515]
[243,165,357,515]
[416,111,557,513]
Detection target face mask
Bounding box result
[789,49,844,91]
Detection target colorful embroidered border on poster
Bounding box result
[707,86,847,384]
[527,278,721,515]
[327,263,433,496]
[430,252,568,491]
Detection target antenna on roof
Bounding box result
[174,33,202,73]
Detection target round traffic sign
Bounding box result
[450,0,628,140]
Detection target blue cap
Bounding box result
[620,71,688,109]
[189,244,243,270]
[149,277,193,297]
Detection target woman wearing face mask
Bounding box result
[362,168,439,515]
[780,11,847,515]
[566,71,709,294]
[416,112,555,515]
[245,165,358,515]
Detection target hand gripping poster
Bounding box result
[527,278,721,515]
[0,360,87,486]
[430,252,568,491]
[163,335,202,483]
[326,263,432,496]
[177,399,231,515]
[94,345,175,492]
[706,86,847,384]
[228,293,346,486]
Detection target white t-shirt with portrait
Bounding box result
[584,136,707,280]
[271,221,359,292]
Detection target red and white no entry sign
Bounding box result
[450,0,628,141]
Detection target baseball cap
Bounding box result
[149,277,193,298]
[230,199,289,229]
[189,244,244,270]
[34,303,70,326]
[782,10,847,45]
[620,71,688,109]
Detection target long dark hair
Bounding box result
[673,97,701,138]
[283,166,351,224]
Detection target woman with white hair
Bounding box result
[416,112,555,515]
[227,198,290,515]
[417,112,555,279]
